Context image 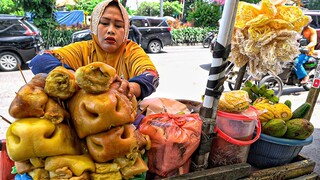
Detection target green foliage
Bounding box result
[187,0,220,27]
[136,2,160,16]
[42,28,77,47]
[171,27,215,44]
[136,1,182,17]
[305,0,320,10]
[73,0,103,14]
[163,1,182,17]
[0,0,24,15]
[15,0,58,48]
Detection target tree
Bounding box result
[136,1,182,17]
[187,0,220,27]
[305,0,320,10]
[15,0,58,48]
[0,0,24,15]
[136,2,160,16]
[73,0,103,14]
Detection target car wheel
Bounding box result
[148,40,162,53]
[0,52,21,71]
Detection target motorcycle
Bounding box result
[259,49,319,96]
[226,46,319,97]
[202,30,217,48]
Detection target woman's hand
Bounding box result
[112,76,140,99]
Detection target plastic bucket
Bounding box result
[208,107,261,168]
[216,106,258,140]
[247,132,313,168]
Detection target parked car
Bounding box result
[72,16,173,53]
[303,10,320,49]
[130,16,172,53]
[0,14,44,71]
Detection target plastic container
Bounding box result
[247,132,313,168]
[208,106,261,168]
[216,106,258,139]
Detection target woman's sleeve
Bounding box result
[28,53,74,75]
[126,42,159,100]
[129,70,159,100]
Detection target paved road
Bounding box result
[0,45,319,174]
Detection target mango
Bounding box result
[262,118,287,137]
[284,118,314,140]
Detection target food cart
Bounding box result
[1,0,320,179]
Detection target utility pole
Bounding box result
[181,0,185,21]
[160,0,163,17]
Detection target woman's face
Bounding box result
[97,5,125,53]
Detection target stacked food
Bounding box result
[6,62,151,179]
[229,0,311,77]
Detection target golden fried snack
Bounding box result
[9,73,48,118]
[6,118,81,161]
[86,124,147,162]
[94,163,120,174]
[75,62,116,94]
[90,163,122,180]
[218,90,251,113]
[28,168,50,180]
[120,155,148,180]
[42,98,70,124]
[68,89,137,138]
[45,155,95,177]
[44,66,78,100]
[30,157,45,168]
[15,161,35,174]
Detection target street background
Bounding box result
[0,45,319,174]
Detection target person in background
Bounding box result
[28,0,159,101]
[294,23,318,84]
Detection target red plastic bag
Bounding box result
[138,113,202,178]
[1,140,15,180]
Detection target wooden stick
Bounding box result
[18,64,27,84]
[0,115,12,124]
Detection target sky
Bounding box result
[126,0,159,10]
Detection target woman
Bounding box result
[28,0,159,100]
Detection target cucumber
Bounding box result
[292,102,311,119]
[284,100,292,109]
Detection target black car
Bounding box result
[72,16,173,53]
[0,14,43,71]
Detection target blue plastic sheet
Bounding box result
[55,10,84,26]
[25,10,84,26]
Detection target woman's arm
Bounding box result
[28,53,74,75]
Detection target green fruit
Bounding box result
[269,95,279,104]
[258,84,267,95]
[262,119,287,137]
[263,89,275,99]
[292,102,311,119]
[284,118,314,140]
[244,81,253,88]
[250,84,260,95]
[284,100,292,109]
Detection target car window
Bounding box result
[148,18,163,27]
[22,20,40,34]
[0,19,25,37]
[131,19,148,27]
